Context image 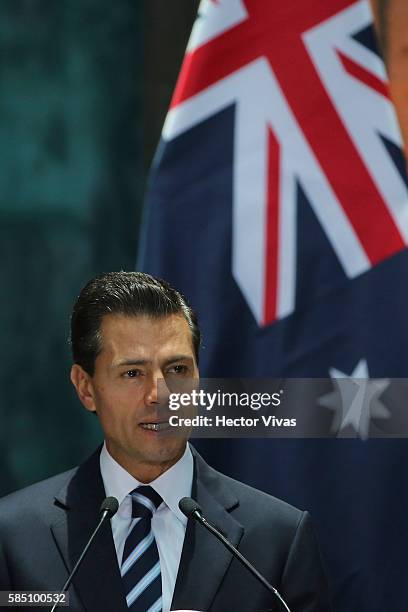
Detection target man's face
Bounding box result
[71,313,199,481]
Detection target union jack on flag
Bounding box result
[155,0,408,326]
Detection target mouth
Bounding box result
[139,422,170,432]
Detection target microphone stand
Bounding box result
[182,501,292,612]
[50,499,118,612]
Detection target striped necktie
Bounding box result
[121,486,163,611]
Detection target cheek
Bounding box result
[95,384,145,420]
[93,386,119,422]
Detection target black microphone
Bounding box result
[50,496,119,612]
[179,497,292,612]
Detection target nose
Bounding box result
[144,373,170,406]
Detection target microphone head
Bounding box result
[179,497,202,519]
[100,496,119,518]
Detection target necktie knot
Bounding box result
[130,485,162,519]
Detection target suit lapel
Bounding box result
[171,450,244,611]
[50,450,128,612]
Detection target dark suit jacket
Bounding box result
[0,446,331,611]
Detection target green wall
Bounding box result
[0,1,145,495]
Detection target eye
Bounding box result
[123,369,142,378]
[167,364,188,375]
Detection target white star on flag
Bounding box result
[319,359,390,439]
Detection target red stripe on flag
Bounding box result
[263,129,280,326]
[337,51,390,99]
[170,20,253,109]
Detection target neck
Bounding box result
[129,461,176,483]
[105,443,186,483]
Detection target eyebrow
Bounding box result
[114,355,194,368]
[164,354,195,366]
[114,359,150,368]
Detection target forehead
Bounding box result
[98,313,195,359]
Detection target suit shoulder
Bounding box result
[0,466,78,520]
[219,470,302,522]
[193,449,303,528]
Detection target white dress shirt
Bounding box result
[100,443,193,612]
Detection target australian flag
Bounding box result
[140,1,408,610]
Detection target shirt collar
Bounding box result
[100,442,193,525]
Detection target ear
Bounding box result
[70,364,97,413]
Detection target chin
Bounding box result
[141,439,186,465]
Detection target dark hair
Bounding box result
[70,271,200,375]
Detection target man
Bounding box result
[0,271,331,611]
